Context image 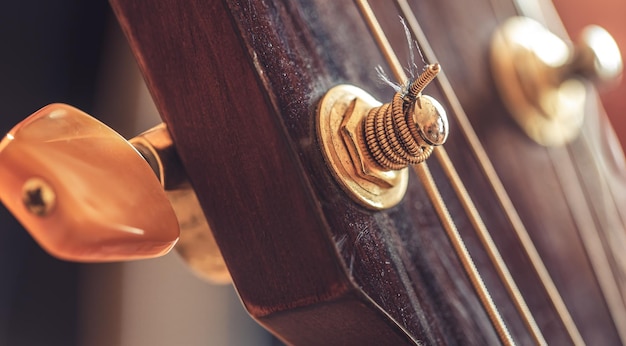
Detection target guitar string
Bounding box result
[535,0,626,337]
[518,0,626,338]
[574,118,626,331]
[395,3,586,344]
[509,0,626,342]
[560,143,626,343]
[393,3,553,346]
[573,133,626,342]
[396,2,586,345]
[432,150,546,345]
[353,1,514,345]
[396,0,586,344]
[392,1,551,344]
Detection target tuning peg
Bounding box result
[0,104,230,282]
[575,25,623,88]
[491,17,623,146]
[0,104,179,261]
[317,64,447,210]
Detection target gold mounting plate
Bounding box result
[317,85,408,210]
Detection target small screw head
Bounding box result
[412,95,449,146]
[22,177,56,217]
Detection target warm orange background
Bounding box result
[552,0,626,147]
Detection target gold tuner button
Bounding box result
[491,17,623,146]
[0,104,230,283]
[576,25,623,87]
[317,64,448,210]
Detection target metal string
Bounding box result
[353,0,516,344]
[395,0,585,344]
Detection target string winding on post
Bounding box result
[363,63,448,171]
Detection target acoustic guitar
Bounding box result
[2,0,626,344]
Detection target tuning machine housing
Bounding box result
[491,16,623,146]
[317,64,448,210]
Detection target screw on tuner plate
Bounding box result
[0,104,230,284]
[491,16,623,146]
[317,64,448,210]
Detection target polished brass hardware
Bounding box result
[131,127,231,284]
[131,124,188,190]
[317,64,448,209]
[491,16,623,146]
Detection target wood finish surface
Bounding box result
[110,0,626,344]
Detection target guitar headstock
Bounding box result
[109,0,626,344]
[2,0,626,344]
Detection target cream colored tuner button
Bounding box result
[0,104,231,283]
[491,17,623,146]
[0,104,179,261]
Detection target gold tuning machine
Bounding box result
[317,64,448,210]
[0,104,230,284]
[491,16,623,146]
[131,124,231,284]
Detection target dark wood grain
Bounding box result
[110,0,626,344]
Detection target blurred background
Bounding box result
[552,0,626,147]
[1,0,625,345]
[0,1,272,345]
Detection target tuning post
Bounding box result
[131,125,231,284]
[365,64,447,171]
[491,16,623,146]
[317,64,448,210]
